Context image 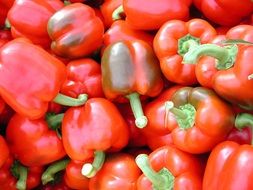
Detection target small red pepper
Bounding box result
[89,153,141,190]
[0,0,14,28]
[102,40,164,128]
[47,3,104,58]
[62,98,129,176]
[153,18,217,85]
[112,0,192,30]
[100,0,123,28]
[6,113,66,167]
[103,20,154,49]
[7,0,64,48]
[0,156,44,190]
[0,29,12,48]
[184,25,253,110]
[61,58,104,99]
[203,140,253,190]
[0,135,9,168]
[136,145,203,190]
[193,0,253,26]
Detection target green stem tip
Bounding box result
[81,151,105,178]
[126,92,148,128]
[41,159,70,185]
[53,93,88,107]
[112,5,124,21]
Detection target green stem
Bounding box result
[248,74,253,80]
[235,113,253,130]
[183,44,238,70]
[178,34,200,56]
[135,154,174,190]
[41,159,70,185]
[165,101,187,119]
[82,151,105,178]
[16,165,28,190]
[63,0,71,5]
[53,93,88,107]
[5,19,11,29]
[112,5,124,21]
[126,92,148,128]
[46,113,64,130]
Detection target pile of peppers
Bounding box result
[1,0,253,189]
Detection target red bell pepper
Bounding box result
[0,38,88,119]
[62,98,129,176]
[0,135,9,168]
[0,29,12,48]
[6,113,66,167]
[184,25,253,110]
[226,127,252,145]
[203,141,253,190]
[103,20,154,49]
[112,0,192,30]
[102,40,164,128]
[7,0,64,48]
[47,3,104,58]
[136,145,203,190]
[0,0,14,28]
[89,153,141,190]
[64,159,90,190]
[153,18,217,85]
[100,0,123,28]
[61,58,104,99]
[0,156,43,190]
[193,0,253,26]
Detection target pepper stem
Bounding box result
[126,92,148,128]
[5,19,11,29]
[53,93,88,107]
[183,44,238,70]
[46,113,64,130]
[164,101,196,130]
[135,154,174,190]
[81,151,105,178]
[15,165,28,190]
[235,113,253,130]
[112,5,124,21]
[41,159,70,185]
[248,74,253,80]
[178,34,200,56]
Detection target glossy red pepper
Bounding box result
[0,135,9,168]
[62,98,129,177]
[203,141,253,190]
[7,0,64,48]
[89,153,141,190]
[0,156,43,190]
[103,20,154,49]
[226,127,252,145]
[6,113,66,167]
[61,58,104,99]
[184,25,253,110]
[113,0,192,30]
[153,18,217,85]
[100,0,123,28]
[102,40,164,128]
[0,0,14,28]
[64,160,90,190]
[48,3,104,58]
[193,0,253,26]
[136,145,203,190]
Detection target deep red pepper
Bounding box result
[203,141,253,190]
[0,29,12,48]
[102,40,164,128]
[61,58,104,99]
[113,0,192,30]
[153,18,217,85]
[47,3,104,58]
[7,0,64,48]
[0,156,44,190]
[184,25,253,110]
[89,153,141,190]
[193,0,253,26]
[62,98,129,176]
[6,113,66,167]
[0,135,9,168]
[136,145,203,190]
[0,0,14,28]
[103,20,154,49]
